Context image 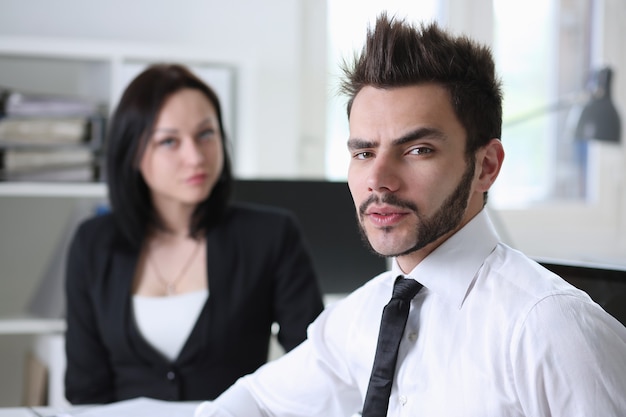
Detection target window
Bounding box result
[490,0,593,208]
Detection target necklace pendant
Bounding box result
[149,238,202,297]
[166,283,176,295]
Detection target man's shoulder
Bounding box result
[483,243,596,314]
[489,244,573,290]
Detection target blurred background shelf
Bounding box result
[0,181,106,197]
[0,317,65,335]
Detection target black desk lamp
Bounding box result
[504,66,622,144]
[573,67,621,143]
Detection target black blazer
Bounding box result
[64,203,324,404]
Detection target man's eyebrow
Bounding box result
[347,138,376,150]
[392,127,446,146]
[347,127,446,150]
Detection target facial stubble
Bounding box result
[357,155,476,258]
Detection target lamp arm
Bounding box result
[503,93,584,127]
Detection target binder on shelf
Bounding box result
[1,148,97,182]
[0,86,106,182]
[3,148,93,169]
[0,116,90,146]
[0,85,103,118]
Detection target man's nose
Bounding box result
[366,153,400,193]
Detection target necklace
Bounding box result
[148,238,202,296]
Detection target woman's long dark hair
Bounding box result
[106,63,233,249]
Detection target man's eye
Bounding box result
[354,151,373,160]
[409,147,432,155]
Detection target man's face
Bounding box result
[347,84,485,272]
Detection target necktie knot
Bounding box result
[392,277,422,302]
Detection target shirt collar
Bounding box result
[391,209,500,309]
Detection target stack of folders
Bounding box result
[0,86,106,182]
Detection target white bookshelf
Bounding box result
[0,35,237,119]
[0,35,237,197]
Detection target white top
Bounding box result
[133,289,208,362]
[195,209,626,417]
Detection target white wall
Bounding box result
[0,0,328,179]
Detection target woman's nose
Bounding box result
[181,138,205,165]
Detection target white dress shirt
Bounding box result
[195,209,626,417]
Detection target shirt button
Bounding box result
[399,395,407,406]
[407,332,418,342]
[167,371,176,381]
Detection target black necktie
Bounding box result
[362,277,423,417]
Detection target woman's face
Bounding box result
[139,88,224,211]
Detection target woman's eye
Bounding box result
[198,128,216,141]
[158,137,178,147]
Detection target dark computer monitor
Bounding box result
[537,258,626,327]
[232,179,387,294]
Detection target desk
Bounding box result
[0,398,199,416]
[0,406,76,416]
[0,405,91,416]
[0,408,46,416]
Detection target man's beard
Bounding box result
[357,155,476,258]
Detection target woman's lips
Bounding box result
[186,173,207,185]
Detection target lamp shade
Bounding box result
[574,67,621,143]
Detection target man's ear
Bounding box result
[475,138,504,193]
